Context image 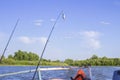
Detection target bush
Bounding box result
[3,59,15,65]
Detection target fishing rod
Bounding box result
[0,19,20,63]
[32,11,65,80]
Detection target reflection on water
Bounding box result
[0,66,120,80]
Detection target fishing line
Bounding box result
[32,11,65,80]
[0,19,20,63]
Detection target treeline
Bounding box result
[1,50,120,66]
[64,55,120,66]
[0,50,68,66]
[8,50,39,61]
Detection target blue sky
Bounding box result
[0,0,120,60]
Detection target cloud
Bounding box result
[64,32,79,39]
[18,36,34,44]
[50,18,56,22]
[64,33,74,39]
[0,32,5,41]
[40,37,47,44]
[0,32,3,38]
[63,31,101,49]
[80,31,101,49]
[100,21,110,25]
[34,20,43,26]
[18,36,47,44]
[88,38,101,49]
[81,31,100,38]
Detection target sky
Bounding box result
[0,0,120,60]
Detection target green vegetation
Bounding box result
[8,50,39,61]
[0,50,120,66]
[64,55,120,66]
[0,50,68,66]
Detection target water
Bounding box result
[0,66,120,80]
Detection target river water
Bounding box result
[0,66,120,80]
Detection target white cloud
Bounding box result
[0,33,3,38]
[100,21,110,25]
[50,18,56,22]
[34,19,43,26]
[81,31,100,38]
[0,32,5,41]
[80,31,101,49]
[18,36,47,44]
[88,38,101,49]
[64,33,74,39]
[64,32,79,39]
[18,36,33,44]
[34,22,42,26]
[40,37,47,44]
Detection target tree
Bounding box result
[64,59,74,65]
[14,50,39,61]
[28,52,39,61]
[90,54,98,59]
[14,50,23,60]
[8,55,13,59]
[102,56,107,59]
[114,58,120,65]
